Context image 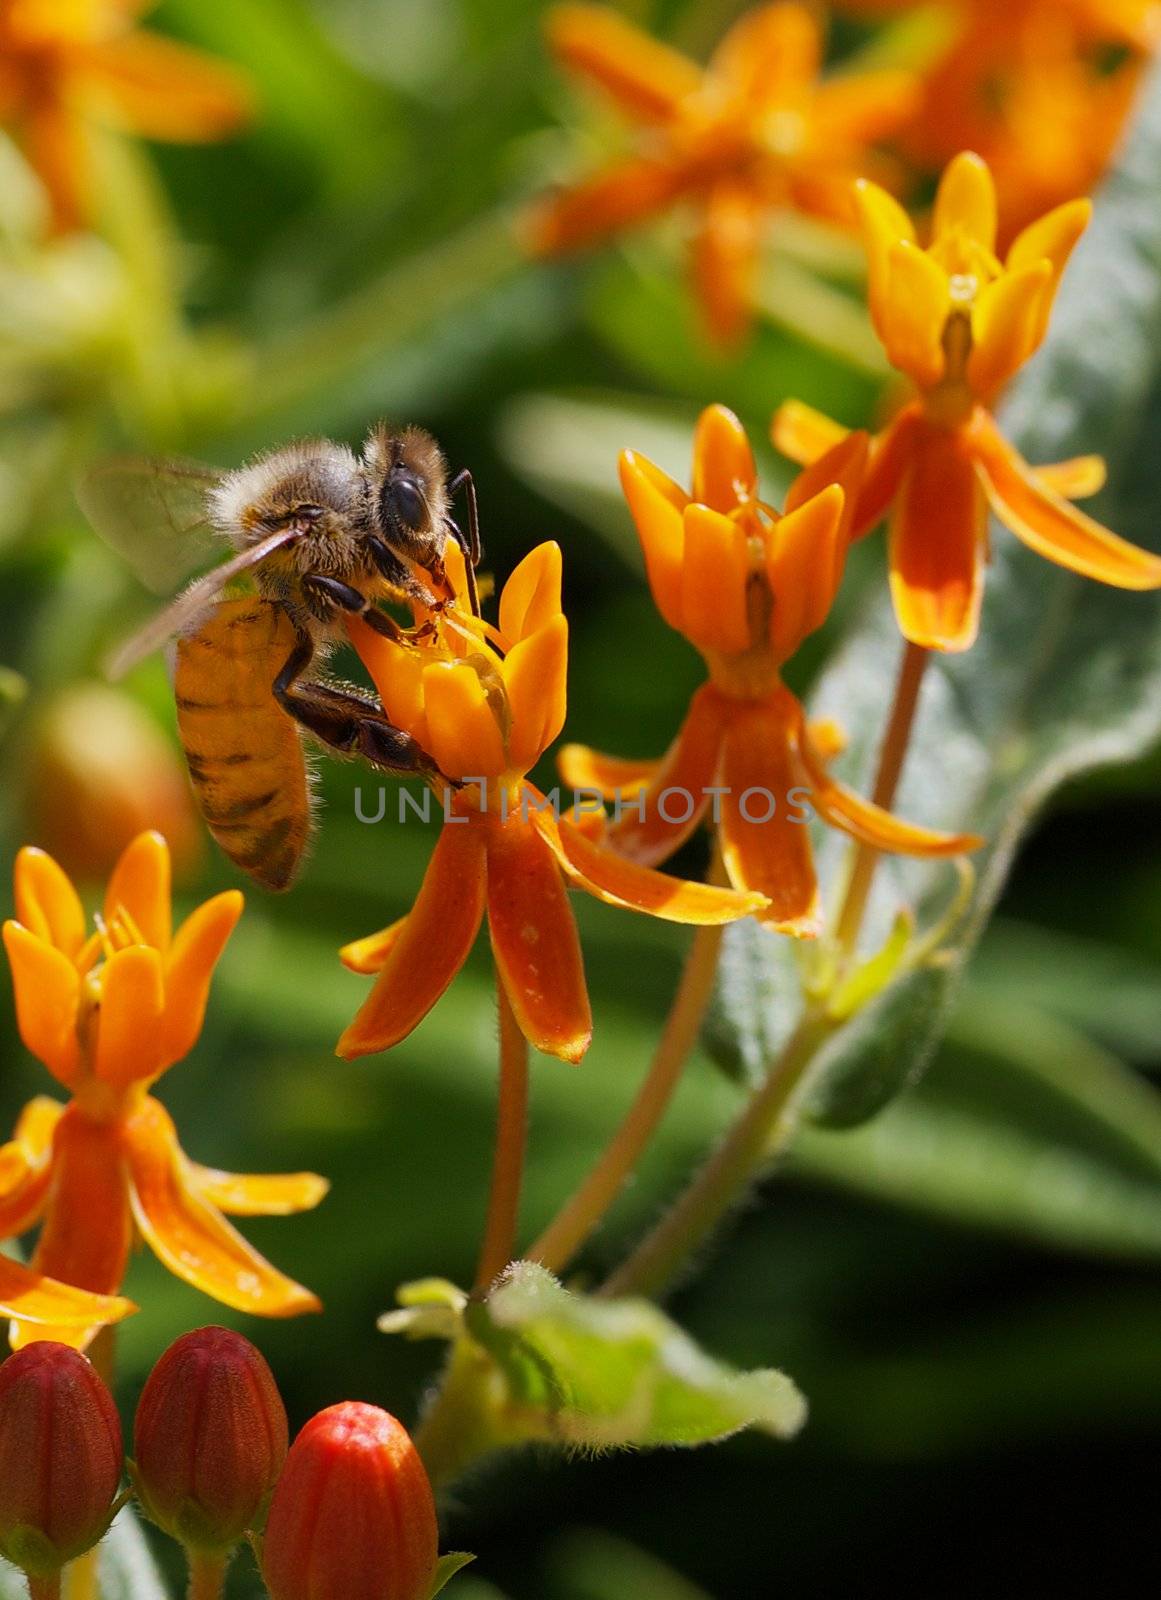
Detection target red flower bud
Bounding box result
[262,1402,438,1600]
[133,1326,288,1553]
[0,1343,123,1578]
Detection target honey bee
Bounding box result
[79,426,481,891]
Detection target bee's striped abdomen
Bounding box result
[175,598,311,890]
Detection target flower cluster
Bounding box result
[1,832,326,1350]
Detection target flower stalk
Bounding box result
[474,979,531,1290]
[186,1552,229,1600]
[529,855,727,1275]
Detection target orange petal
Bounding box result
[1034,455,1107,500]
[104,829,170,949]
[933,151,997,255]
[94,944,166,1087]
[619,449,687,630]
[3,921,83,1086]
[339,916,407,976]
[504,615,570,773]
[557,745,657,798]
[889,423,985,652]
[680,504,752,653]
[498,541,564,644]
[20,95,90,233]
[19,1104,135,1350]
[190,1165,329,1217]
[768,483,849,663]
[710,1,820,106]
[692,404,758,513]
[337,820,487,1058]
[163,889,243,1066]
[855,404,924,536]
[785,428,869,548]
[717,694,820,937]
[3,1258,134,1351]
[124,1096,320,1317]
[525,158,686,255]
[485,813,592,1063]
[811,70,919,148]
[808,717,847,761]
[13,846,86,958]
[546,3,701,122]
[346,617,430,750]
[880,239,950,389]
[771,400,849,467]
[0,1098,62,1237]
[972,415,1161,590]
[80,30,254,142]
[532,789,765,924]
[967,261,1053,401]
[796,713,983,857]
[690,184,763,348]
[605,683,725,867]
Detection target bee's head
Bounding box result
[362,424,449,557]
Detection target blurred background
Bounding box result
[3,1,1161,1595]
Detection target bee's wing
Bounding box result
[77,455,224,594]
[105,527,306,680]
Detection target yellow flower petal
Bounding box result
[81,29,254,142]
[619,449,687,631]
[1034,455,1107,500]
[421,661,508,779]
[767,484,847,663]
[1005,198,1091,348]
[3,1258,134,1351]
[771,400,849,466]
[967,260,1053,401]
[94,944,166,1087]
[504,614,569,773]
[346,616,430,751]
[933,151,997,254]
[2,921,82,1086]
[339,916,407,975]
[709,1,820,106]
[498,541,564,644]
[104,829,170,950]
[531,794,767,924]
[190,1165,329,1217]
[680,504,752,654]
[125,1096,321,1318]
[557,745,657,798]
[852,177,916,336]
[692,404,758,513]
[0,1097,62,1238]
[880,239,951,389]
[13,846,86,958]
[690,183,763,347]
[163,889,243,1066]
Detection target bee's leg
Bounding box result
[445,467,482,617]
[273,632,446,782]
[302,573,435,644]
[364,538,444,613]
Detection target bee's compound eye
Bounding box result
[385,474,426,531]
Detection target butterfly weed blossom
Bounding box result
[0,0,253,233]
[527,2,917,343]
[338,542,765,1065]
[1,831,326,1350]
[559,407,980,937]
[773,152,1161,652]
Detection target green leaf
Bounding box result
[0,667,25,742]
[462,1261,807,1450]
[715,67,1161,1127]
[429,1552,477,1597]
[546,1529,713,1600]
[0,1508,172,1600]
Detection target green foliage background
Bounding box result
[3,1,1161,1595]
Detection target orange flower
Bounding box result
[527,2,917,343]
[1,832,326,1349]
[338,542,766,1064]
[836,0,1155,239]
[772,153,1161,652]
[558,407,980,937]
[0,0,253,232]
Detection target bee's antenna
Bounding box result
[446,467,481,617]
